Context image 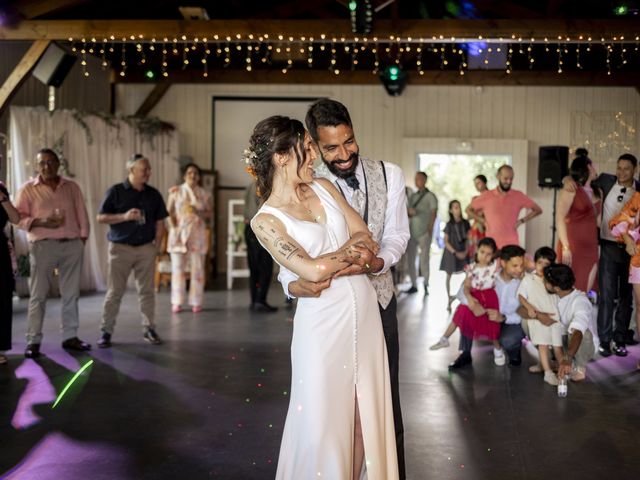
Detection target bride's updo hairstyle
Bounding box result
[246,115,306,200]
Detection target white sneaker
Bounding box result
[493,348,506,366]
[544,370,559,386]
[528,364,543,373]
[570,366,586,382]
[429,337,450,350]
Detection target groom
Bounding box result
[278,99,410,479]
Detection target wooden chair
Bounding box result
[155,227,212,292]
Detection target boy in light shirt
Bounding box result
[517,247,564,386]
[542,264,595,382]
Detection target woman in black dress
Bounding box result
[439,200,470,311]
[0,177,20,365]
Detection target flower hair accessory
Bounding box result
[242,147,258,165]
[241,138,273,165]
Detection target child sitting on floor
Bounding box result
[517,246,564,386]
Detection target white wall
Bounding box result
[116,82,640,268]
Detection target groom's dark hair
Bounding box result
[305,99,353,142]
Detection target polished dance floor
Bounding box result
[1,265,639,479]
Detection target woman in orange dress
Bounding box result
[555,155,600,292]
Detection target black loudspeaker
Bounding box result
[538,146,569,188]
[32,43,76,88]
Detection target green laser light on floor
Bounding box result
[52,359,94,409]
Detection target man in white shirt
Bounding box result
[542,264,595,382]
[278,99,410,479]
[590,154,640,357]
[451,245,527,369]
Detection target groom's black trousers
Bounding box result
[379,294,406,480]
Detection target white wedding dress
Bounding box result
[256,181,398,480]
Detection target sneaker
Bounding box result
[544,370,559,386]
[97,332,112,348]
[0,353,7,365]
[570,366,587,382]
[171,305,182,314]
[528,364,543,373]
[598,342,612,357]
[493,348,506,366]
[612,342,628,357]
[429,337,450,350]
[143,328,163,345]
[404,286,418,294]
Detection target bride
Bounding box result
[248,116,398,480]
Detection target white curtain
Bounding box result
[8,106,180,291]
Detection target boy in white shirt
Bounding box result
[517,247,564,386]
[542,264,596,382]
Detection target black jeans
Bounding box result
[597,241,633,345]
[459,323,525,360]
[379,295,405,480]
[244,224,273,305]
[0,239,13,351]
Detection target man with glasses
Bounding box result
[591,153,640,357]
[15,148,91,358]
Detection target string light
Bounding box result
[119,40,126,77]
[557,43,563,73]
[81,40,89,77]
[458,47,466,76]
[161,41,168,77]
[417,42,424,76]
[60,32,640,80]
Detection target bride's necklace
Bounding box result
[271,191,322,223]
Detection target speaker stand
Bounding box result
[550,187,559,248]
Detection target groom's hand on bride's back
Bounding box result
[288,278,332,298]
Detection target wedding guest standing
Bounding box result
[97,154,168,348]
[439,199,470,310]
[167,163,213,313]
[15,148,91,358]
[0,177,20,364]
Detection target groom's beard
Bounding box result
[322,151,360,179]
[499,182,512,192]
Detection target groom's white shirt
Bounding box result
[277,158,410,297]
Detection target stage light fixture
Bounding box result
[380,65,406,96]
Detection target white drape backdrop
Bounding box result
[8,106,180,291]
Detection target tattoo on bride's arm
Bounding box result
[274,236,300,260]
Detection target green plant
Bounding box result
[17,254,30,277]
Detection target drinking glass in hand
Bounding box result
[137,209,146,225]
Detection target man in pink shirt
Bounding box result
[15,148,91,358]
[466,165,542,249]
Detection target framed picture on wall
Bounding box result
[201,169,216,193]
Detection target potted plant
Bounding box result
[15,254,30,298]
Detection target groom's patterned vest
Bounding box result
[318,157,395,309]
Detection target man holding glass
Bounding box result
[15,148,91,358]
[97,154,168,347]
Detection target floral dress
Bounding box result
[167,183,212,307]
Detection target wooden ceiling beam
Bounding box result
[112,68,640,86]
[1,19,638,41]
[9,0,90,20]
[135,81,172,116]
[0,40,51,116]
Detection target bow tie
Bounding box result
[344,174,360,190]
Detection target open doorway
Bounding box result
[402,153,511,299]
